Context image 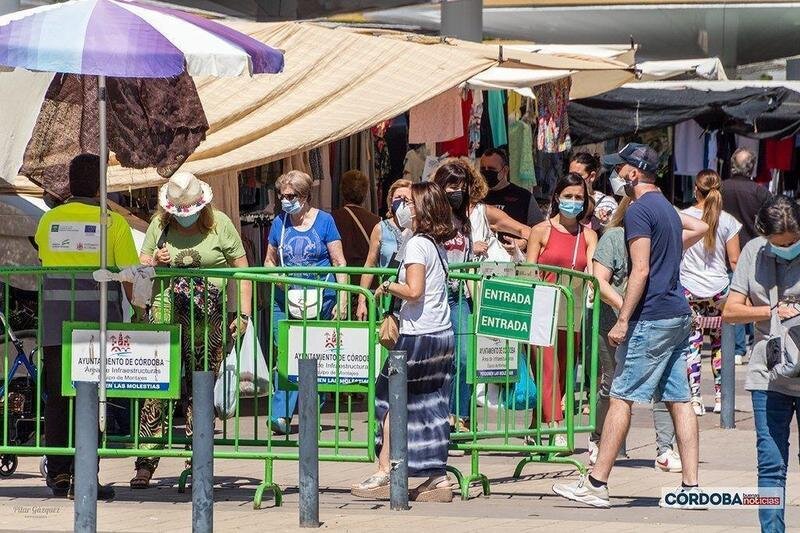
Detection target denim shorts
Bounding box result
[609,315,692,403]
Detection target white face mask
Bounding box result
[608,170,629,197]
[395,201,414,230]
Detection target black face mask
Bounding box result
[446,190,465,210]
[482,169,500,188]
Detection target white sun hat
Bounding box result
[158,171,213,217]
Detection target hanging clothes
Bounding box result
[764,137,794,171]
[487,90,508,147]
[437,91,472,158]
[508,119,535,187]
[704,130,718,171]
[468,90,484,160]
[673,120,705,176]
[372,121,391,181]
[532,78,572,153]
[402,145,430,182]
[408,88,464,144]
[479,91,494,155]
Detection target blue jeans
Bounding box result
[448,297,472,419]
[752,390,800,533]
[270,295,333,423]
[610,315,692,403]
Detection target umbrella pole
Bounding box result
[98,74,108,434]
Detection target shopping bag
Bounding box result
[214,318,270,419]
[505,351,538,410]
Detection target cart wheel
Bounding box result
[0,455,18,477]
[39,456,47,478]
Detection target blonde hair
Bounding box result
[157,204,215,233]
[276,170,313,200]
[696,169,722,251]
[385,178,412,218]
[607,196,632,228]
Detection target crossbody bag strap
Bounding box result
[278,214,288,267]
[343,206,371,245]
[570,225,582,270]
[767,251,782,337]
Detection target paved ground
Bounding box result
[0,360,796,532]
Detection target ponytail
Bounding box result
[695,170,722,251]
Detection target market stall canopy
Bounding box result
[101,21,499,192]
[569,81,800,145]
[636,58,727,82]
[465,43,636,99]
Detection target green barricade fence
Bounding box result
[0,263,597,506]
[445,261,599,500]
[0,266,390,508]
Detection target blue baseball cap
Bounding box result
[602,143,659,173]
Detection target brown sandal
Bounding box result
[130,468,153,489]
[410,477,453,503]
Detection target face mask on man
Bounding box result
[482,169,500,188]
[772,241,800,261]
[175,212,200,228]
[558,199,584,219]
[608,170,627,197]
[395,201,414,230]
[281,197,303,215]
[446,190,465,210]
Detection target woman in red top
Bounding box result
[526,173,598,441]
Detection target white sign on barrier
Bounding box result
[282,323,381,384]
[476,336,519,381]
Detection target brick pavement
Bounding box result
[0,362,795,532]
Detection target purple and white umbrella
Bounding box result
[0,0,284,432]
[0,0,284,77]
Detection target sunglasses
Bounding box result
[278,193,300,201]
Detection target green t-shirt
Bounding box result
[592,226,628,331]
[143,210,246,320]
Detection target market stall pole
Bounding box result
[0,0,284,436]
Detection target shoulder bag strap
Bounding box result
[278,214,288,267]
[570,225,582,270]
[767,251,782,337]
[343,206,371,245]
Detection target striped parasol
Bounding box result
[0,0,284,77]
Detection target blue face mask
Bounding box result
[391,198,404,215]
[175,212,200,228]
[558,199,583,219]
[772,241,800,261]
[281,198,303,215]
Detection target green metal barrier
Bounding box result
[0,263,597,506]
[0,266,389,508]
[444,261,600,500]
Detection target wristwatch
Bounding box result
[239,313,250,321]
[381,280,392,293]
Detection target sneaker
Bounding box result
[67,479,116,501]
[587,439,599,466]
[270,417,289,436]
[552,475,611,508]
[659,486,708,510]
[655,449,683,473]
[713,400,722,414]
[691,398,705,417]
[555,434,568,448]
[734,354,744,366]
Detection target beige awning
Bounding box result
[103,21,497,192]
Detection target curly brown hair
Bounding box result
[410,182,456,243]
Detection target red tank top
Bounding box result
[537,223,587,283]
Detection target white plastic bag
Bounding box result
[214,318,270,419]
[475,383,502,410]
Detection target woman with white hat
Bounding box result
[130,172,251,489]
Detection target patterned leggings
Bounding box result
[685,288,726,401]
[135,277,224,474]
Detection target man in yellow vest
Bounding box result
[35,154,138,499]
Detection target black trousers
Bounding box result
[43,345,73,478]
